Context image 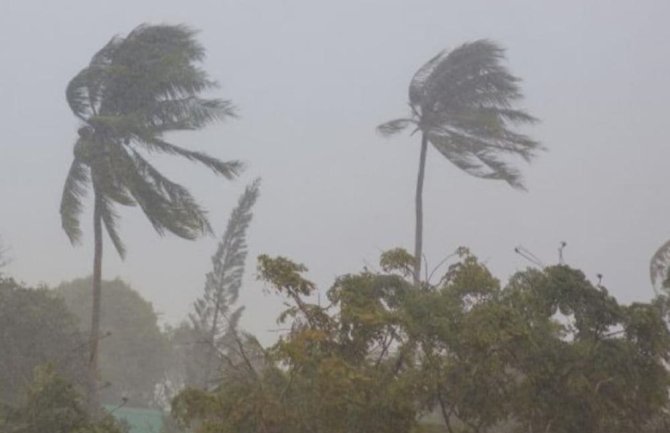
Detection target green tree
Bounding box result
[171,249,670,433]
[172,255,417,433]
[59,24,241,407]
[378,40,540,284]
[404,253,670,433]
[507,267,670,432]
[189,179,260,388]
[55,278,170,408]
[0,366,125,433]
[0,277,87,405]
[162,180,260,404]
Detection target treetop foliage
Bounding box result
[167,180,261,393]
[61,23,242,258]
[378,39,541,189]
[54,277,170,408]
[173,249,670,433]
[0,366,125,433]
[0,277,87,405]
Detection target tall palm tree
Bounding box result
[378,40,540,284]
[60,24,241,408]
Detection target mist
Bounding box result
[1,1,670,431]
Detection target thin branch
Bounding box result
[436,388,456,433]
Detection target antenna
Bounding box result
[558,241,567,265]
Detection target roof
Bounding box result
[104,405,164,433]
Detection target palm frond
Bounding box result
[98,196,126,258]
[94,95,235,135]
[86,114,242,179]
[441,108,538,135]
[409,50,446,108]
[89,142,136,206]
[118,148,213,239]
[99,24,218,117]
[410,40,530,117]
[418,40,509,112]
[429,132,525,189]
[66,67,106,120]
[125,24,206,62]
[650,240,670,292]
[377,118,415,137]
[65,37,121,120]
[147,97,237,131]
[433,122,540,162]
[60,155,90,244]
[132,135,243,179]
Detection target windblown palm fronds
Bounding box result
[59,24,241,408]
[61,24,241,258]
[378,40,540,283]
[379,39,540,188]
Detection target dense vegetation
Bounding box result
[172,251,670,433]
[2,21,670,433]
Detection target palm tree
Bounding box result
[59,24,241,408]
[378,40,541,284]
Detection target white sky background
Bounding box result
[1,0,669,341]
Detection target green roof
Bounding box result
[104,405,163,433]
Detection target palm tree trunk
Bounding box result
[87,191,103,411]
[413,133,428,285]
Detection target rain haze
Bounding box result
[1,0,669,343]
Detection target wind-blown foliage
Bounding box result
[173,255,417,433]
[60,24,241,257]
[60,23,241,408]
[650,240,670,292]
[173,250,670,433]
[379,40,540,187]
[186,179,261,388]
[378,40,540,283]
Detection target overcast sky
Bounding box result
[1,0,669,340]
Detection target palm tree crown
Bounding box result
[61,24,241,257]
[379,39,540,189]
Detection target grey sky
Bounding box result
[1,0,669,339]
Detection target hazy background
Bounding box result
[1,0,668,340]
